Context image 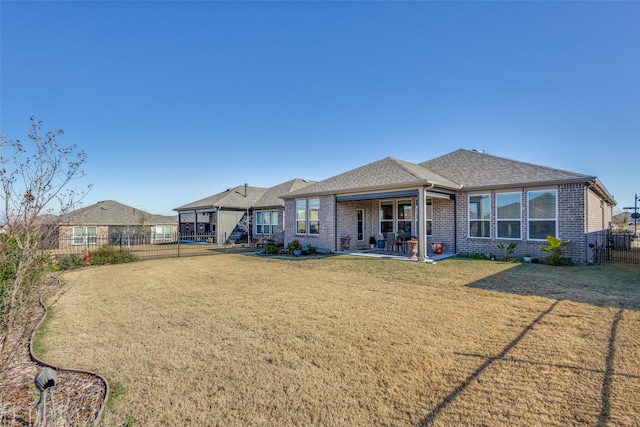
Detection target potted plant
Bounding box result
[523,253,532,263]
[369,236,377,249]
[286,239,303,256]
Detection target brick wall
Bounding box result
[284,196,336,251]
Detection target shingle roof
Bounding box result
[284,157,461,198]
[59,200,177,226]
[419,149,592,188]
[254,178,316,208]
[175,185,267,211]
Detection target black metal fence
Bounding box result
[52,233,259,261]
[605,233,640,264]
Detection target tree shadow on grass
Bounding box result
[465,262,640,311]
[417,261,639,426]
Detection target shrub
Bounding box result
[88,245,139,266]
[306,244,317,255]
[541,235,573,266]
[497,242,518,262]
[285,239,302,255]
[55,254,86,270]
[265,245,279,254]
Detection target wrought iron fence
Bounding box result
[605,233,640,264]
[52,233,258,261]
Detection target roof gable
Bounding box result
[175,185,267,211]
[419,149,592,188]
[254,178,316,208]
[285,157,460,198]
[60,200,177,226]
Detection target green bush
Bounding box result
[88,245,139,266]
[55,254,86,270]
[541,235,573,266]
[285,239,302,255]
[265,245,279,254]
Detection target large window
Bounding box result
[154,225,172,240]
[296,199,319,235]
[496,192,521,239]
[397,199,414,236]
[256,210,279,235]
[469,194,490,238]
[379,201,394,234]
[73,226,97,245]
[308,199,319,234]
[528,190,557,240]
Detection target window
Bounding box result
[397,199,413,236]
[379,201,394,234]
[154,225,172,240]
[256,211,263,234]
[425,198,433,236]
[496,193,521,239]
[528,190,557,240]
[469,194,490,238]
[73,226,97,245]
[257,210,279,235]
[308,199,319,235]
[270,210,279,234]
[296,199,319,235]
[296,200,306,234]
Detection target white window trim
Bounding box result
[527,188,558,241]
[495,191,522,240]
[73,226,97,245]
[295,199,319,236]
[468,193,491,239]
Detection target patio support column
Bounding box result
[418,186,429,262]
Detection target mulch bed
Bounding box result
[0,283,107,426]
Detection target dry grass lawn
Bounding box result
[38,255,640,426]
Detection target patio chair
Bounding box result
[386,233,398,253]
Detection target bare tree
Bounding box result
[0,117,89,352]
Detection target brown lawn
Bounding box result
[37,256,640,426]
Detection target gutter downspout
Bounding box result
[334,195,338,252]
[454,196,458,255]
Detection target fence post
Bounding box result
[177,232,181,258]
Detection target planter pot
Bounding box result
[407,241,418,260]
[370,244,375,249]
[523,256,532,263]
[341,237,351,251]
[377,239,385,249]
[293,250,302,257]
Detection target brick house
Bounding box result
[174,179,314,244]
[57,200,178,249]
[281,149,615,264]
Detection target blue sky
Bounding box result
[1,1,639,216]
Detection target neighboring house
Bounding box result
[57,200,178,249]
[174,179,314,244]
[281,149,615,265]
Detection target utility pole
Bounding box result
[623,193,640,236]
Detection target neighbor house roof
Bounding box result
[282,157,461,199]
[175,185,267,211]
[59,200,177,226]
